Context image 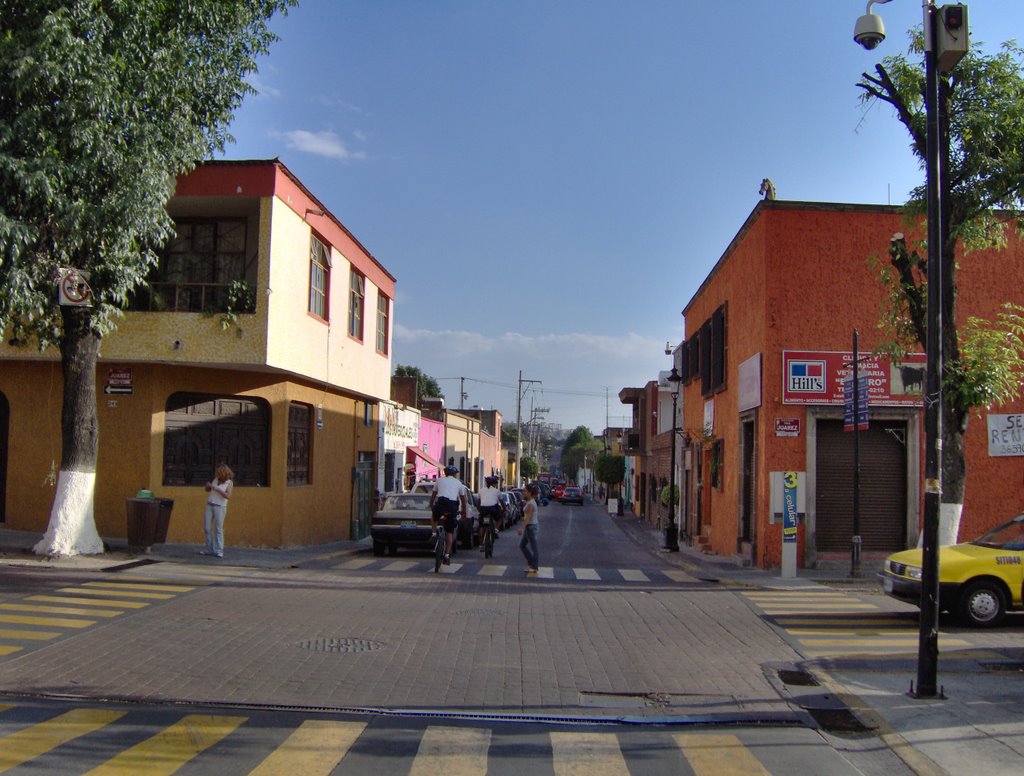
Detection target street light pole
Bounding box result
[665,367,682,551]
[916,0,944,700]
[853,0,966,700]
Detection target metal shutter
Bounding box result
[815,419,907,552]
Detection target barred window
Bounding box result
[287,403,312,486]
[163,393,269,486]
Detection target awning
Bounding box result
[406,445,444,472]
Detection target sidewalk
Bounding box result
[610,507,1024,776]
[3,516,1023,775]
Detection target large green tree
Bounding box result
[0,0,293,555]
[859,33,1024,542]
[394,364,445,401]
[560,425,601,482]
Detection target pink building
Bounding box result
[408,416,445,485]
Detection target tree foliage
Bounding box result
[0,0,294,345]
[560,425,600,478]
[519,455,539,480]
[858,30,1024,510]
[394,364,445,400]
[594,453,625,486]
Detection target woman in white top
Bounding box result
[518,482,540,574]
[203,463,234,558]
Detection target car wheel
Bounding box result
[372,540,385,557]
[387,543,398,556]
[461,526,473,550]
[959,579,1007,627]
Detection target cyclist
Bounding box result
[478,475,502,549]
[429,465,467,565]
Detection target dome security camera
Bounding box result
[853,12,886,50]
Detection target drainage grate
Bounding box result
[297,638,385,653]
[102,559,162,573]
[778,669,820,687]
[980,661,1024,673]
[806,707,871,733]
[453,608,504,617]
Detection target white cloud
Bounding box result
[246,74,281,99]
[393,324,666,430]
[282,130,366,161]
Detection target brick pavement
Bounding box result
[0,561,802,720]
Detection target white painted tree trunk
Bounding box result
[33,469,104,556]
[939,502,963,546]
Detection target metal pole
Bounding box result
[852,330,862,578]
[666,387,680,551]
[916,0,943,699]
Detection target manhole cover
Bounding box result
[297,638,385,653]
[454,608,504,617]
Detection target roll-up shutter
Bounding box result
[815,419,907,552]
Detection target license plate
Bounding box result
[481,517,492,525]
[883,577,893,593]
[401,520,417,528]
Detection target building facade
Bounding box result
[678,200,1024,570]
[0,160,396,548]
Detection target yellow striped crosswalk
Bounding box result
[0,707,819,774]
[249,720,365,776]
[0,580,198,661]
[741,589,972,656]
[85,714,245,776]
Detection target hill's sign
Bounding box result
[782,351,926,406]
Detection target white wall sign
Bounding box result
[738,353,762,412]
[988,413,1024,457]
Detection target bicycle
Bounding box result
[433,523,447,573]
[481,511,495,559]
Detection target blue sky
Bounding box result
[222,1,1023,433]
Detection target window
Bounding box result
[132,218,256,313]
[698,304,727,397]
[163,393,269,486]
[376,292,390,354]
[348,270,365,339]
[287,403,312,485]
[309,235,330,320]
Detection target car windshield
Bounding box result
[971,514,1024,550]
[383,495,430,511]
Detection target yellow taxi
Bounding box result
[879,513,1024,627]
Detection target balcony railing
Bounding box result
[129,281,256,314]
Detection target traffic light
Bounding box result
[936,4,969,73]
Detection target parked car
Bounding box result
[879,512,1024,627]
[552,484,566,502]
[497,491,517,526]
[409,480,479,549]
[507,488,526,521]
[561,486,584,505]
[370,493,435,556]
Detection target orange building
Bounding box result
[678,200,1024,570]
[0,160,395,548]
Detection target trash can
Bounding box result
[153,499,174,544]
[125,498,160,550]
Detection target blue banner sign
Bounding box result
[783,471,799,543]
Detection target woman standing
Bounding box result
[203,463,234,558]
[518,482,540,575]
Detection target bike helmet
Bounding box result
[444,464,459,475]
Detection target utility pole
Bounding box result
[515,371,541,486]
[530,405,549,460]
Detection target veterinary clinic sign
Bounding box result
[782,351,926,406]
[988,414,1024,457]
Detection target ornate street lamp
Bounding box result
[665,366,682,551]
[853,0,968,699]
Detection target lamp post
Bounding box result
[853,0,967,700]
[665,366,682,551]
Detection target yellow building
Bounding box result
[0,160,396,548]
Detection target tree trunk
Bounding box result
[33,306,104,556]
